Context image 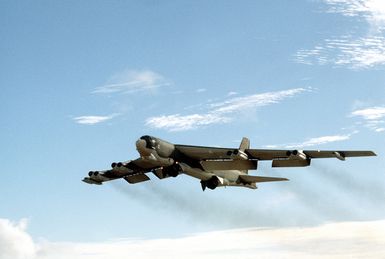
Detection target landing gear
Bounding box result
[164,163,181,177]
[200,176,219,191]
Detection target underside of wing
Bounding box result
[83,158,157,185]
[124,174,150,184]
[246,149,376,160]
[245,149,290,160]
[303,150,376,159]
[238,174,289,184]
[200,160,258,171]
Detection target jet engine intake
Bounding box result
[286,150,307,160]
[200,176,227,191]
[227,149,248,160]
[88,171,110,182]
[111,161,132,169]
[201,176,219,190]
[162,163,182,177]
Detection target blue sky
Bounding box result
[1,0,385,258]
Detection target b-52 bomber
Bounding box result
[83,135,376,191]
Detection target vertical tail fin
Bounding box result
[239,137,250,151]
[240,137,250,174]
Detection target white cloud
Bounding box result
[0,218,36,259]
[146,88,307,131]
[73,114,117,125]
[93,70,170,94]
[145,114,231,132]
[265,133,352,149]
[1,217,385,259]
[351,106,385,119]
[351,106,385,131]
[294,0,385,69]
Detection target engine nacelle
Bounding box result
[111,160,132,169]
[286,150,307,160]
[155,163,182,178]
[206,176,220,190]
[88,171,110,182]
[227,149,248,160]
[201,176,228,190]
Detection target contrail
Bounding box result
[312,164,385,200]
[111,178,284,228]
[264,167,362,223]
[278,164,385,222]
[111,164,385,229]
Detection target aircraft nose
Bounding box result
[136,139,151,156]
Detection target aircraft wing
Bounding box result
[238,174,289,183]
[246,149,376,160]
[175,144,376,168]
[82,158,158,185]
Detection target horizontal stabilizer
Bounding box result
[124,174,150,184]
[201,160,258,171]
[238,174,288,184]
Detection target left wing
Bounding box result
[238,175,289,183]
[82,159,158,185]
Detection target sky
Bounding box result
[1,0,385,258]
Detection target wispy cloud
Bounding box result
[295,36,385,69]
[196,88,207,93]
[73,114,117,125]
[227,91,238,96]
[351,106,385,131]
[146,88,308,131]
[325,0,385,29]
[294,0,385,69]
[146,114,231,132]
[264,133,353,149]
[209,88,307,113]
[93,70,170,94]
[1,217,384,259]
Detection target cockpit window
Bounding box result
[140,135,156,149]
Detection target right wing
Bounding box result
[176,144,376,161]
[175,144,376,169]
[246,149,376,160]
